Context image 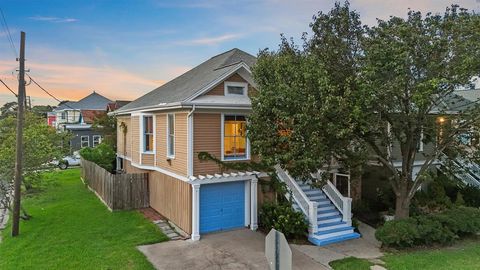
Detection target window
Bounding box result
[224,82,248,96]
[167,114,175,157]
[223,115,248,160]
[80,136,89,148]
[61,112,66,120]
[143,116,154,152]
[417,129,424,152]
[92,135,102,147]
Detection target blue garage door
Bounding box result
[200,181,245,234]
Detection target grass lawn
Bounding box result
[330,238,480,270]
[0,169,168,270]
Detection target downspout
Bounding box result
[187,105,196,177]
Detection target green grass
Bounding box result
[330,239,480,270]
[330,257,373,270]
[0,169,168,270]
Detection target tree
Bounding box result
[249,3,480,219]
[0,102,18,120]
[92,113,117,149]
[0,112,70,216]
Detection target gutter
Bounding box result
[187,105,196,176]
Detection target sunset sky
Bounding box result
[1,0,479,106]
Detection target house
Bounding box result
[106,100,131,113]
[113,48,359,245]
[53,91,112,152]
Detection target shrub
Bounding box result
[375,218,419,248]
[376,206,480,248]
[459,185,480,207]
[79,143,116,172]
[259,202,308,239]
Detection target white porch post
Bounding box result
[191,184,200,241]
[250,177,258,230]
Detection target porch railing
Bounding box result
[322,180,352,226]
[275,165,318,234]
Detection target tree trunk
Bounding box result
[394,181,410,219]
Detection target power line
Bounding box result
[27,75,75,109]
[0,77,17,97]
[0,8,17,58]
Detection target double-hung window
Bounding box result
[92,135,102,147]
[223,115,248,160]
[167,114,175,157]
[80,136,89,148]
[143,116,153,152]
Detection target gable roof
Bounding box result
[116,48,256,114]
[55,91,112,111]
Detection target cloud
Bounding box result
[28,16,78,23]
[179,34,243,46]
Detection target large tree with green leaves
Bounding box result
[0,113,70,216]
[249,2,480,219]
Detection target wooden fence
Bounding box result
[80,158,149,210]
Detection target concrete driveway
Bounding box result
[138,229,327,270]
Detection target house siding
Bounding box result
[117,116,131,158]
[131,116,140,164]
[149,171,192,234]
[193,113,223,175]
[155,112,188,176]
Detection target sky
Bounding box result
[0,0,479,106]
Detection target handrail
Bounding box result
[439,153,480,187]
[322,180,352,225]
[275,165,318,234]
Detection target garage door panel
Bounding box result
[200,181,245,234]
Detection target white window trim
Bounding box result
[224,81,248,96]
[92,135,102,147]
[140,113,155,154]
[167,113,175,159]
[221,113,250,161]
[80,135,89,148]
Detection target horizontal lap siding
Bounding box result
[155,112,188,176]
[149,171,192,234]
[193,113,222,175]
[117,116,131,158]
[141,154,154,166]
[131,116,140,164]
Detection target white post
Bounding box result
[342,197,352,226]
[308,201,318,234]
[191,184,200,241]
[245,180,251,227]
[250,177,258,230]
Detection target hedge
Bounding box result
[375,206,480,248]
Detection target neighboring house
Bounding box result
[106,100,131,113]
[47,111,56,127]
[113,48,361,246]
[53,91,112,152]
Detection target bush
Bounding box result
[375,206,480,248]
[259,202,308,239]
[79,143,116,172]
[459,185,480,207]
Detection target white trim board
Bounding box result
[117,154,189,182]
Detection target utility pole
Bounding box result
[12,31,25,237]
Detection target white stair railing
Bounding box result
[275,165,318,234]
[322,180,352,226]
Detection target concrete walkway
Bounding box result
[292,222,383,268]
[139,229,327,270]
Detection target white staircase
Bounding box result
[275,165,360,246]
[439,154,480,187]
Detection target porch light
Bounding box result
[437,117,446,124]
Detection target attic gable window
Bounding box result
[224,81,248,96]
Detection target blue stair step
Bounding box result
[318,221,346,228]
[315,226,353,236]
[317,209,338,215]
[308,232,361,246]
[317,213,341,221]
